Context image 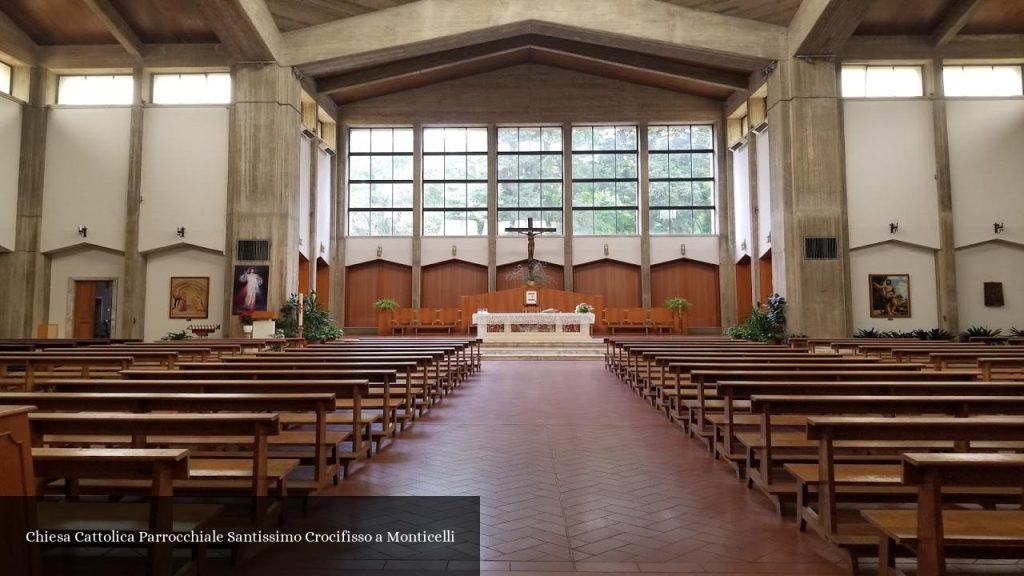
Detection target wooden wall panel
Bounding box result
[651,258,722,328]
[315,258,330,310]
[421,259,488,309]
[344,260,412,328]
[573,260,641,308]
[496,260,565,292]
[298,254,310,296]
[758,250,773,305]
[735,256,753,322]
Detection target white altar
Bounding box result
[471,312,596,342]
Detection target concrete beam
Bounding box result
[39,44,232,70]
[283,0,786,68]
[931,0,984,48]
[201,0,283,62]
[0,7,39,65]
[82,0,144,59]
[842,35,1024,60]
[789,0,877,56]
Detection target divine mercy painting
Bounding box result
[169,277,210,319]
[233,265,268,315]
[869,274,911,318]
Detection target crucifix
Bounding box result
[505,217,556,262]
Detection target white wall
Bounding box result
[755,130,771,257]
[731,143,751,260]
[298,135,311,259]
[49,247,124,338]
[956,243,1024,330]
[41,108,131,253]
[849,242,938,331]
[947,100,1024,248]
[573,237,641,266]
[650,235,719,265]
[423,236,487,266]
[844,100,939,249]
[143,248,226,342]
[497,235,564,266]
[345,237,413,266]
[0,97,21,251]
[315,148,331,260]
[138,106,229,253]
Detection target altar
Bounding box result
[471,312,596,342]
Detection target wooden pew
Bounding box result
[799,416,1024,564]
[42,379,372,472]
[32,446,221,576]
[0,355,136,391]
[928,350,1024,370]
[978,357,1024,381]
[863,453,1024,576]
[741,392,1024,514]
[29,412,291,501]
[1,392,341,490]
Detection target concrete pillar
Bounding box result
[331,125,347,323]
[0,66,49,338]
[122,67,146,340]
[766,58,851,337]
[562,123,574,292]
[638,121,652,308]
[747,131,761,306]
[411,123,422,307]
[224,64,302,335]
[306,135,319,296]
[487,123,497,291]
[930,60,959,335]
[717,118,737,328]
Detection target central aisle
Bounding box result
[328,360,846,575]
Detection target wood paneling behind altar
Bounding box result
[460,287,604,331]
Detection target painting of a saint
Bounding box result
[869,274,911,318]
[233,265,268,314]
[169,277,210,319]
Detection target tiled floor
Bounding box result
[325,360,849,575]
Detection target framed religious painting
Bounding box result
[169,277,209,319]
[869,274,911,318]
[233,265,269,314]
[984,282,1005,307]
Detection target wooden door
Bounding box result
[73,281,97,338]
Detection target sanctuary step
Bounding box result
[480,343,604,361]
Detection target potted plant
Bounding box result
[239,311,254,337]
[575,302,593,314]
[374,298,400,335]
[664,297,692,334]
[278,292,343,343]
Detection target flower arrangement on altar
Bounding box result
[574,303,594,314]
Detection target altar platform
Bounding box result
[471,312,596,343]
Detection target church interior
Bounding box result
[1,1,1024,575]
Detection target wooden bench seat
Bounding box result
[863,453,1024,576]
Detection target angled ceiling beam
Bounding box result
[317,35,750,96]
[283,0,786,68]
[0,8,39,65]
[39,44,232,69]
[81,0,144,58]
[931,0,985,47]
[200,0,283,62]
[788,0,877,56]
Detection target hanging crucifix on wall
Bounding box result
[505,217,556,263]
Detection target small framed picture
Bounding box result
[869,274,911,318]
[233,265,269,314]
[525,290,538,305]
[984,282,1005,307]
[169,277,210,319]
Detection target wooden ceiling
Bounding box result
[1,0,116,45]
[110,0,218,44]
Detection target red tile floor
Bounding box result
[325,360,849,575]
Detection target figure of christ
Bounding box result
[238,268,264,310]
[504,217,556,263]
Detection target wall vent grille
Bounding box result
[804,236,838,260]
[237,239,270,261]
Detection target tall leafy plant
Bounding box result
[725,293,787,343]
[278,292,343,342]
